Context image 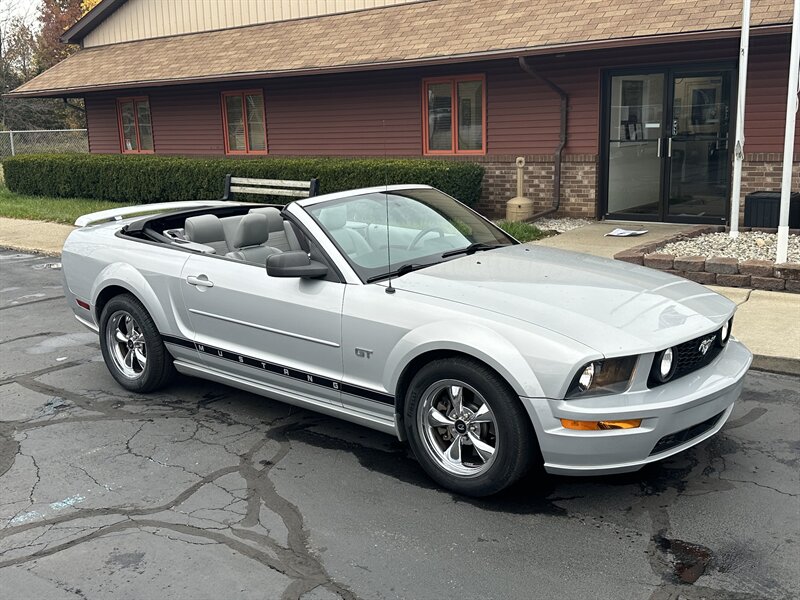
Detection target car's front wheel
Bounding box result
[99,294,174,393]
[404,357,537,497]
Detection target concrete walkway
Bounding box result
[0,217,74,256]
[534,221,689,259]
[0,216,797,373]
[532,220,800,374]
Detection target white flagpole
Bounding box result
[729,0,751,238]
[777,0,800,263]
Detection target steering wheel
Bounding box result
[407,227,445,251]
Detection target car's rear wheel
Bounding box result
[404,357,537,497]
[99,294,174,393]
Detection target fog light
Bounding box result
[650,347,677,385]
[660,348,674,378]
[560,419,642,431]
[718,318,732,347]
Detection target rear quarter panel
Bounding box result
[62,224,192,342]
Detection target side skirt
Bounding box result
[173,359,398,437]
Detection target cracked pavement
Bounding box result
[1,249,798,600]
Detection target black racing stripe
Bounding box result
[161,333,394,406]
[162,334,195,349]
[340,383,395,406]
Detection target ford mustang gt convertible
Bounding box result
[62,185,752,496]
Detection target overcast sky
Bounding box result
[1,0,41,26]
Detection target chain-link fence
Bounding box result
[0,129,89,157]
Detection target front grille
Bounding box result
[649,328,724,387]
[649,411,724,456]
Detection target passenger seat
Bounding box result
[184,214,230,255]
[249,207,302,252]
[225,213,282,264]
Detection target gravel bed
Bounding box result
[533,217,592,233]
[656,231,800,263]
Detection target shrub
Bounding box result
[2,154,484,206]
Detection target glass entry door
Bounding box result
[606,73,665,217]
[668,72,731,219]
[603,68,733,222]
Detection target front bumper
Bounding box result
[520,339,752,476]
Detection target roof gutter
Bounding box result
[518,56,568,219]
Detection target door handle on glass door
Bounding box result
[667,138,673,158]
[187,275,214,288]
[657,138,662,158]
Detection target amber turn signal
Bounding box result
[560,419,642,431]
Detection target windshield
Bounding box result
[306,188,515,282]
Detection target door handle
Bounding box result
[186,275,214,288]
[667,137,673,158]
[657,137,662,158]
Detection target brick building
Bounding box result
[8,0,799,222]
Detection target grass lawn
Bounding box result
[0,186,121,225]
[494,219,548,243]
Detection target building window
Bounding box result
[423,75,486,155]
[222,91,268,154]
[117,97,153,153]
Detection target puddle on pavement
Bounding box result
[654,533,713,584]
[37,397,71,416]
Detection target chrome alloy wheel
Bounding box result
[416,379,498,478]
[106,310,147,379]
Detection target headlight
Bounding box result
[717,318,732,347]
[650,347,677,384]
[566,356,638,398]
[578,362,595,391]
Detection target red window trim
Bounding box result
[221,90,269,155]
[116,96,154,154]
[422,74,487,156]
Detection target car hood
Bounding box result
[389,245,735,356]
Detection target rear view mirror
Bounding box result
[266,251,328,279]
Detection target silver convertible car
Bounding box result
[62,185,752,496]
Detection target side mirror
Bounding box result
[266,251,328,279]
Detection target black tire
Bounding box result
[99,293,174,393]
[403,357,538,497]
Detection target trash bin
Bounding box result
[743,191,800,228]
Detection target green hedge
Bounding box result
[2,154,484,206]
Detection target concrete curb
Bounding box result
[0,242,61,257]
[750,355,800,378]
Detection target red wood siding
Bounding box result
[85,95,120,153]
[264,71,422,155]
[82,34,796,158]
[149,86,225,155]
[745,35,800,153]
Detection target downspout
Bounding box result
[518,57,568,220]
[63,98,85,113]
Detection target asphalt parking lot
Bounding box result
[1,249,799,600]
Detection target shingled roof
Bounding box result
[10,0,793,97]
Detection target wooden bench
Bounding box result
[221,175,320,201]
